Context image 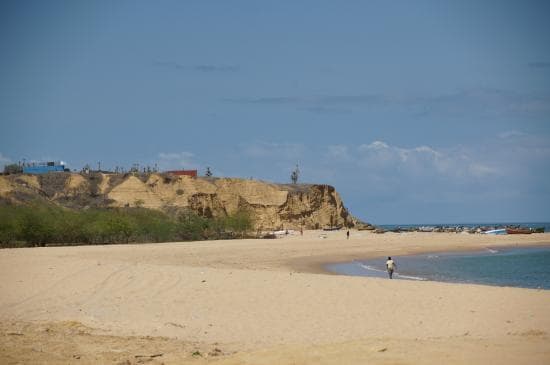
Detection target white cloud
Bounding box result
[344,141,499,180]
[413,145,439,155]
[0,153,11,168]
[327,145,350,160]
[498,130,525,139]
[358,140,389,151]
[468,163,498,177]
[224,135,549,222]
[157,152,197,170]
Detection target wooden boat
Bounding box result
[505,228,532,234]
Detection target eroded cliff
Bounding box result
[0,173,365,230]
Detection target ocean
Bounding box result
[326,246,550,290]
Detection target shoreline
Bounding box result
[1,231,550,364]
[285,233,550,275]
[322,244,550,290]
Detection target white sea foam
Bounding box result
[394,273,426,281]
[359,264,386,273]
[359,264,426,281]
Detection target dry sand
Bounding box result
[1,231,549,364]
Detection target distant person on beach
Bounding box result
[386,257,396,279]
[346,230,350,239]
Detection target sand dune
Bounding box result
[1,231,549,364]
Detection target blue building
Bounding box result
[23,161,68,174]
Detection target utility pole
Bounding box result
[290,164,300,184]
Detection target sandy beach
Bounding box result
[1,231,550,364]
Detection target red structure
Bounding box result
[165,169,198,177]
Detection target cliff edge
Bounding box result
[0,173,367,230]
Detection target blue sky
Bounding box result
[1,0,549,224]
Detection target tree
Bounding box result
[205,167,213,177]
[290,165,300,184]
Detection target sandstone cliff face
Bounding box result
[0,173,362,230]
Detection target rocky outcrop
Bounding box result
[0,173,364,230]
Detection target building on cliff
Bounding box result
[165,170,198,177]
[23,161,69,174]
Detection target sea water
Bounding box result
[326,246,550,290]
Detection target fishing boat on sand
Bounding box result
[484,229,507,235]
[506,228,533,234]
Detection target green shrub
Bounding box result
[0,201,256,247]
[176,210,210,241]
[222,209,254,238]
[17,203,57,246]
[0,205,22,245]
[122,208,176,243]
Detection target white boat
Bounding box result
[273,230,295,236]
[484,229,507,235]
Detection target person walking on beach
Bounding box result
[346,230,350,239]
[386,256,396,279]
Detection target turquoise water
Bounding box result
[326,246,550,290]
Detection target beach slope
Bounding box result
[1,231,549,364]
